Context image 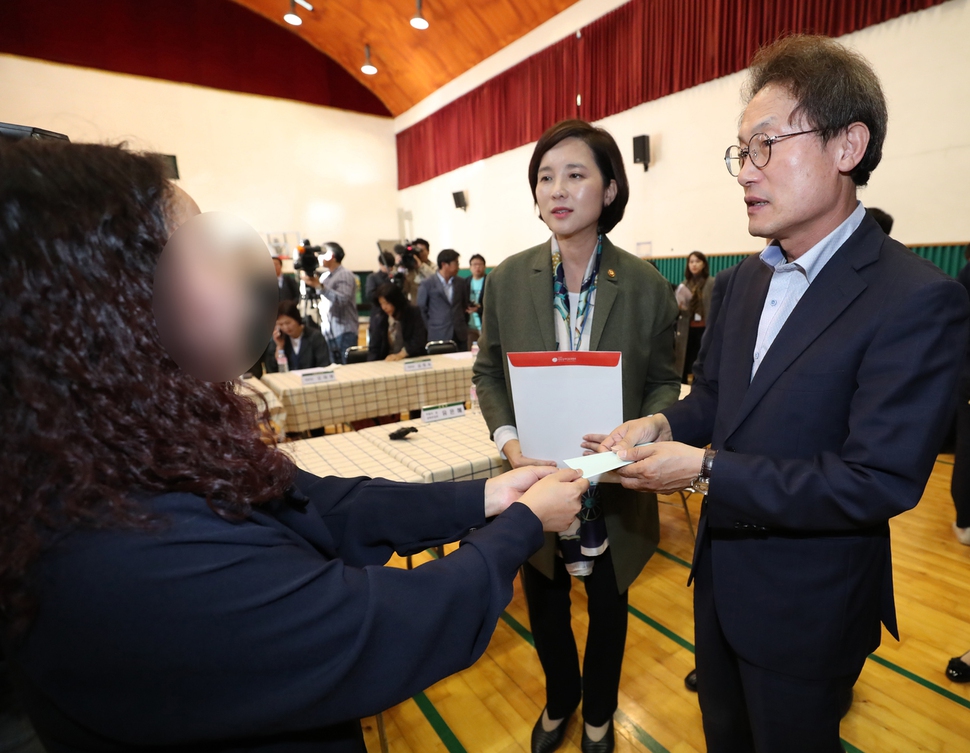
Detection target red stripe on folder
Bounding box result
[507,351,621,368]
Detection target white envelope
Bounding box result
[507,351,623,469]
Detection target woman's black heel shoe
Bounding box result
[581,719,615,753]
[531,707,574,753]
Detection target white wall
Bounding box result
[396,0,970,263]
[0,54,400,270]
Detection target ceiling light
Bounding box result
[410,0,429,30]
[283,0,302,25]
[361,44,378,75]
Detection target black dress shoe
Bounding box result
[684,669,698,692]
[531,708,573,753]
[947,656,970,682]
[581,720,615,753]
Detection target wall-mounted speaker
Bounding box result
[633,135,650,172]
[453,190,468,211]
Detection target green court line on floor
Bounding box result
[650,545,970,711]
[412,692,467,753]
[842,740,865,753]
[613,708,670,753]
[627,603,695,653]
[936,457,954,466]
[656,547,692,569]
[499,610,535,647]
[866,654,970,710]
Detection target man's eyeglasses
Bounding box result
[724,129,820,177]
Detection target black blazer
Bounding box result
[398,303,428,357]
[417,274,470,344]
[278,274,300,303]
[3,471,544,752]
[365,271,390,361]
[264,327,331,373]
[664,214,970,679]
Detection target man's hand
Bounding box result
[581,414,673,454]
[502,439,557,469]
[519,469,589,532]
[483,466,559,518]
[610,442,705,494]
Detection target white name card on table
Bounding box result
[421,401,466,423]
[507,351,624,469]
[404,358,434,373]
[297,367,337,386]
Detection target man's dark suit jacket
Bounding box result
[278,274,300,303]
[417,273,470,345]
[398,303,429,357]
[3,471,544,752]
[264,327,331,373]
[364,271,390,361]
[664,214,969,679]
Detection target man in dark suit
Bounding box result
[274,256,300,302]
[417,248,470,351]
[595,35,969,752]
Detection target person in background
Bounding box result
[868,207,893,234]
[674,251,715,384]
[0,139,592,753]
[467,253,487,346]
[946,243,970,683]
[303,242,359,364]
[418,249,471,351]
[274,255,300,302]
[264,299,331,373]
[365,251,396,361]
[412,237,436,284]
[474,119,680,753]
[592,35,969,751]
[376,282,428,362]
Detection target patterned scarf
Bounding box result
[550,235,609,576]
[552,236,603,350]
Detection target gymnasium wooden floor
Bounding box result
[361,455,970,753]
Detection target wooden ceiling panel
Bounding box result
[230,0,581,115]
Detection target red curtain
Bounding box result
[397,0,948,189]
[0,0,390,117]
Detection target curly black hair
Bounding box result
[0,140,296,633]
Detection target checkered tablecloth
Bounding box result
[260,352,476,432]
[280,432,424,483]
[236,376,287,435]
[356,411,504,483]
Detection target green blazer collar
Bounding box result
[528,235,622,352]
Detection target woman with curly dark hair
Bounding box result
[0,139,588,752]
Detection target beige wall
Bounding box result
[396,0,970,265]
[0,54,400,270]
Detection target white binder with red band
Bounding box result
[507,351,624,468]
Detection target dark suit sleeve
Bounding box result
[662,268,732,446]
[26,483,545,744]
[706,278,969,531]
[417,278,431,326]
[306,330,332,368]
[473,272,516,435]
[403,306,428,356]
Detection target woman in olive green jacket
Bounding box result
[473,120,679,753]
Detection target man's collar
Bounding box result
[759,201,866,282]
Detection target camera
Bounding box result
[295,239,323,277]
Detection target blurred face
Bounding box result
[276,314,303,338]
[154,206,277,382]
[688,255,705,276]
[378,297,395,317]
[470,258,486,278]
[736,84,868,257]
[416,243,429,262]
[439,259,459,280]
[273,258,283,276]
[535,137,617,240]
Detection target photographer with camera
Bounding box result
[411,237,436,284]
[301,242,359,364]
